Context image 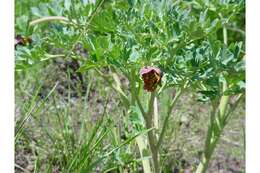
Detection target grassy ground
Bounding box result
[15,62,245,173]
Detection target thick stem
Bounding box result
[219,81,229,119]
[144,92,160,173]
[148,133,160,173]
[134,88,160,172]
[196,154,210,173]
[136,135,152,173]
[130,69,152,173]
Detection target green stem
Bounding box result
[219,81,229,119]
[157,89,182,148]
[136,135,152,173]
[136,94,146,117]
[154,96,159,130]
[204,104,216,153]
[144,91,160,173]
[223,94,243,125]
[196,24,230,173]
[196,87,230,173]
[196,92,230,173]
[135,90,160,172]
[130,67,137,105]
[29,16,69,26]
[195,154,209,173]
[196,94,244,173]
[196,104,218,173]
[129,69,152,173]
[223,25,228,45]
[196,137,219,173]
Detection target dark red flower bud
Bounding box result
[140,66,162,92]
[15,35,32,48]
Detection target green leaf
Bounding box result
[64,0,72,10]
[129,46,140,63]
[77,61,99,72]
[31,7,42,17]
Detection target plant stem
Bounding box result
[223,25,228,45]
[144,91,160,173]
[195,154,209,173]
[157,89,182,148]
[196,87,230,173]
[135,90,160,172]
[196,105,218,173]
[196,138,219,173]
[136,135,152,173]
[129,69,152,173]
[219,81,229,119]
[29,16,69,26]
[196,24,231,173]
[154,96,159,130]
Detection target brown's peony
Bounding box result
[15,35,32,48]
[140,66,162,92]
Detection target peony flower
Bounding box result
[140,66,162,92]
[15,35,32,48]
